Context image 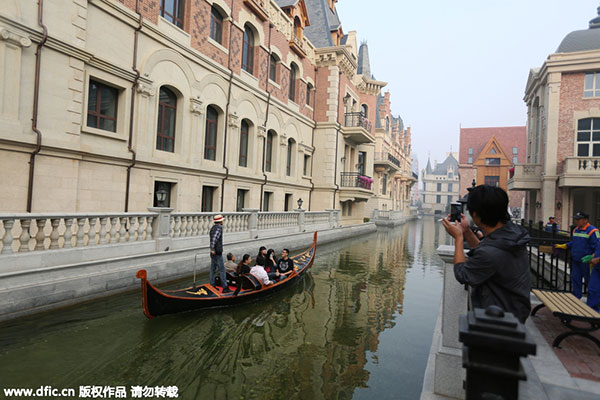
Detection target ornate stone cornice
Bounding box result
[314,46,357,80]
[0,29,32,48]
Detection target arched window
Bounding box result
[239,119,250,167]
[242,25,254,74]
[266,130,275,172]
[156,87,177,152]
[204,106,219,160]
[209,6,224,44]
[294,17,302,39]
[286,138,295,176]
[576,118,600,157]
[289,63,298,102]
[160,0,184,29]
[361,104,368,119]
[269,54,278,83]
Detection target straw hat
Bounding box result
[213,214,224,223]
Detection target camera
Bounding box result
[450,202,462,222]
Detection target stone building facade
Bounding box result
[459,126,526,215]
[0,0,411,225]
[509,6,600,228]
[421,152,459,215]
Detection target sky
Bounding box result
[336,0,600,170]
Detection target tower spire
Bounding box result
[589,4,600,28]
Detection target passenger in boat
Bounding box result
[265,249,277,273]
[209,214,231,293]
[276,249,295,279]
[225,253,237,273]
[256,246,267,267]
[236,254,252,275]
[250,263,274,286]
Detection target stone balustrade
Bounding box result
[372,209,413,227]
[0,209,340,256]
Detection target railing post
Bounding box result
[373,209,379,220]
[243,208,259,239]
[297,209,306,232]
[148,208,173,252]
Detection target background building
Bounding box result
[0,0,412,224]
[421,152,459,215]
[509,6,600,227]
[459,126,526,217]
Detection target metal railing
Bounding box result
[374,152,401,168]
[344,112,373,133]
[340,172,373,190]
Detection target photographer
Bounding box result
[442,185,532,323]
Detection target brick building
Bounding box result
[0,0,412,224]
[509,6,600,227]
[459,126,526,215]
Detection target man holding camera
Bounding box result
[442,185,532,323]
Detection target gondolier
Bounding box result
[210,215,230,293]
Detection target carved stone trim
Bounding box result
[0,29,32,48]
[228,112,239,128]
[136,82,154,96]
[257,125,267,138]
[190,98,203,115]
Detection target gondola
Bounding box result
[136,232,317,318]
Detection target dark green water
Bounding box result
[0,217,448,400]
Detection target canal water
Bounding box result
[0,217,450,400]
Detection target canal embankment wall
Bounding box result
[0,209,381,321]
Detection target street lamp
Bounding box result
[297,198,303,210]
[156,188,168,207]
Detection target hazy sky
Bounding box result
[337,0,600,169]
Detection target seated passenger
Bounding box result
[265,249,278,273]
[276,249,295,279]
[236,254,252,275]
[250,263,274,287]
[256,246,267,267]
[225,252,237,273]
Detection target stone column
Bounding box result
[243,208,258,239]
[148,207,173,251]
[297,209,306,232]
[432,245,468,399]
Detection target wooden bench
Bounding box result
[531,289,600,349]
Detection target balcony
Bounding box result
[243,0,269,21]
[559,157,600,187]
[374,152,401,172]
[342,112,375,144]
[289,35,307,58]
[339,172,373,202]
[507,164,542,191]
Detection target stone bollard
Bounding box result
[243,208,259,239]
[148,207,173,252]
[459,306,537,400]
[297,209,306,232]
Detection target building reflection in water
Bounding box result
[0,218,447,400]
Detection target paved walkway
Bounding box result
[530,306,600,382]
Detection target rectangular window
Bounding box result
[484,176,500,187]
[209,7,223,44]
[513,156,518,164]
[266,132,273,172]
[436,195,441,204]
[357,152,366,176]
[448,195,452,204]
[448,183,453,192]
[303,155,310,176]
[584,72,600,98]
[468,147,473,155]
[306,83,312,106]
[485,158,501,165]
[160,0,184,29]
[577,118,600,156]
[468,156,473,164]
[236,189,247,212]
[512,147,518,155]
[382,174,387,195]
[202,186,215,212]
[87,80,118,132]
[153,181,172,208]
[269,55,277,82]
[284,193,292,211]
[286,142,293,176]
[263,191,272,211]
[437,183,441,191]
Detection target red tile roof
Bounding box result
[459,126,527,164]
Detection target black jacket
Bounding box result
[454,222,532,323]
[209,224,223,255]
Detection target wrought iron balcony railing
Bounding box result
[340,172,373,190]
[374,152,402,168]
[344,112,373,133]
